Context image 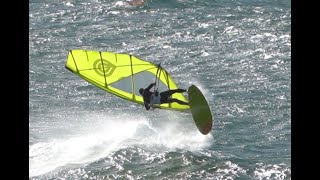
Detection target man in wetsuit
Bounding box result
[138,82,189,110]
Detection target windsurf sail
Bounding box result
[65,49,190,111]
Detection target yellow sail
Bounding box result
[65,50,190,111]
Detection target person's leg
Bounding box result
[167,98,189,105]
[160,89,187,104]
[160,89,186,98]
[171,89,187,94]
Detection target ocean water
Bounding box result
[29,0,291,179]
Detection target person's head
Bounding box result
[139,88,144,95]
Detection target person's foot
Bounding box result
[178,89,187,93]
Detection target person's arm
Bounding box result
[144,102,150,110]
[145,82,156,92]
[142,82,155,111]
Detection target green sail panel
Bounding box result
[65,49,190,111]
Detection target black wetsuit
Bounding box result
[142,83,156,110]
[142,83,188,110]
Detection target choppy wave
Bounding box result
[29,0,291,179]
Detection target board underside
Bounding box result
[188,85,213,135]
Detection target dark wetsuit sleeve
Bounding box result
[143,83,154,111]
[145,83,155,92]
[145,103,150,110]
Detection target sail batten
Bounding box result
[66,49,190,111]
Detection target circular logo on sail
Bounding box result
[93,59,116,77]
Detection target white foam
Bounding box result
[29,111,212,177]
[29,116,145,177]
[254,163,290,180]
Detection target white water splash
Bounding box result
[29,111,212,177]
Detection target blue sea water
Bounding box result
[29,0,291,179]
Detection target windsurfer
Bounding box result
[139,82,189,110]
